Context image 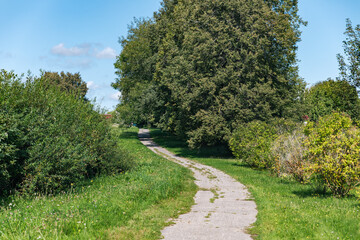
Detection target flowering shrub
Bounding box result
[304,112,360,196]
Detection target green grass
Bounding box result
[150,128,360,240]
[0,127,197,239]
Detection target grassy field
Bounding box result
[150,129,360,240]
[0,127,196,239]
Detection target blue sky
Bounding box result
[0,1,360,111]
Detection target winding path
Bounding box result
[138,129,257,240]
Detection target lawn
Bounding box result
[150,128,360,240]
[0,127,196,239]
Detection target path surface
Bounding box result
[138,129,257,240]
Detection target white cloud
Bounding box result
[87,81,100,90]
[110,92,121,100]
[51,43,90,56]
[96,47,117,59]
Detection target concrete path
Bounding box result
[138,129,257,240]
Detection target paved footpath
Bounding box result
[138,129,257,240]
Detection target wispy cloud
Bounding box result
[47,43,117,69]
[110,92,121,100]
[51,43,90,56]
[96,47,117,59]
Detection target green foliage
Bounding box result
[41,71,88,99]
[305,79,359,121]
[113,0,306,146]
[112,19,162,126]
[337,19,360,88]
[304,112,360,196]
[0,112,26,195]
[0,70,132,195]
[229,121,277,168]
[229,118,298,169]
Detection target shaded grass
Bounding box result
[151,128,360,240]
[0,127,197,239]
[150,128,232,158]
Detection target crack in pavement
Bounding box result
[138,129,257,240]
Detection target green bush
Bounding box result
[304,112,360,196]
[0,112,25,194]
[0,70,133,195]
[229,119,299,169]
[229,121,277,168]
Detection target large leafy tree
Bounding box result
[113,0,306,147]
[337,19,360,88]
[112,19,163,126]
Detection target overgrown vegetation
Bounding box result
[0,128,196,239]
[151,129,360,240]
[229,112,360,197]
[0,70,131,195]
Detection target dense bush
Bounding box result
[229,119,299,169]
[229,121,277,168]
[0,70,132,195]
[304,112,360,196]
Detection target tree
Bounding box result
[113,0,306,147]
[112,19,163,126]
[305,78,360,122]
[154,0,306,146]
[337,19,360,88]
[41,71,88,99]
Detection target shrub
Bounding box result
[230,118,299,169]
[0,70,133,195]
[229,121,277,168]
[304,112,360,196]
[271,128,310,182]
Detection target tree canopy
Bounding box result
[337,19,360,88]
[305,78,359,122]
[41,71,88,99]
[113,0,306,147]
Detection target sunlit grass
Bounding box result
[0,127,196,239]
[150,128,360,240]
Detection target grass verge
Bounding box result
[150,128,360,240]
[0,127,196,239]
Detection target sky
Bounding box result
[0,1,360,111]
